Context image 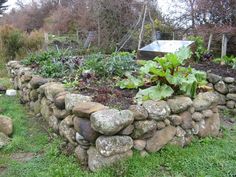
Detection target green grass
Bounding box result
[0,94,236,177]
[0,53,8,78]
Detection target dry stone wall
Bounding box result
[207,73,236,112]
[7,61,221,172]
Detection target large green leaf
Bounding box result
[117,73,144,89]
[135,82,174,104]
[175,47,192,63]
[139,61,158,75]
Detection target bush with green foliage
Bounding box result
[0,25,44,61]
[0,25,24,60]
[213,55,236,69]
[118,47,207,104]
[188,35,206,61]
[80,51,138,77]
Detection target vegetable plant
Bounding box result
[117,47,207,104]
[213,55,236,69]
[188,35,206,61]
[80,51,138,77]
[21,49,82,78]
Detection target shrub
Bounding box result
[25,30,44,52]
[118,47,207,104]
[0,25,24,60]
[0,25,44,61]
[188,35,206,61]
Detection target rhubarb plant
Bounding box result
[117,47,207,103]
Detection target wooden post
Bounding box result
[44,32,49,50]
[138,3,147,50]
[207,33,213,52]
[221,33,228,58]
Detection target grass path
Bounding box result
[0,78,236,177]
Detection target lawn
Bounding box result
[0,91,236,177]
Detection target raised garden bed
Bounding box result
[7,60,222,172]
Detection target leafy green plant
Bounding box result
[80,51,137,77]
[21,49,81,78]
[118,47,207,103]
[213,55,236,69]
[188,35,206,61]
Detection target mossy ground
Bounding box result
[0,79,236,177]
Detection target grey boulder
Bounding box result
[91,109,134,135]
[96,136,133,157]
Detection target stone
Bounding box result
[146,126,176,152]
[65,93,92,111]
[164,119,171,126]
[33,100,41,114]
[189,107,195,114]
[202,109,213,118]
[224,77,235,84]
[52,106,69,120]
[75,145,88,165]
[167,96,193,114]
[129,105,148,120]
[0,115,13,136]
[226,94,236,101]
[91,109,134,135]
[77,140,91,147]
[118,124,134,135]
[0,85,7,94]
[74,117,100,143]
[0,132,10,148]
[214,81,228,94]
[156,121,166,130]
[198,113,220,137]
[87,147,133,172]
[192,112,204,122]
[217,105,227,111]
[96,136,133,157]
[6,89,17,96]
[207,73,222,84]
[211,106,218,113]
[193,92,219,111]
[40,82,65,102]
[30,76,49,89]
[29,90,38,101]
[180,111,192,130]
[48,116,59,132]
[20,72,32,83]
[133,140,146,151]
[226,101,235,109]
[72,102,108,118]
[132,120,157,139]
[59,116,76,145]
[228,84,236,93]
[140,150,149,157]
[216,93,226,105]
[176,126,186,137]
[169,115,182,125]
[54,92,68,110]
[75,133,91,147]
[40,98,52,121]
[192,121,200,135]
[143,100,170,120]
